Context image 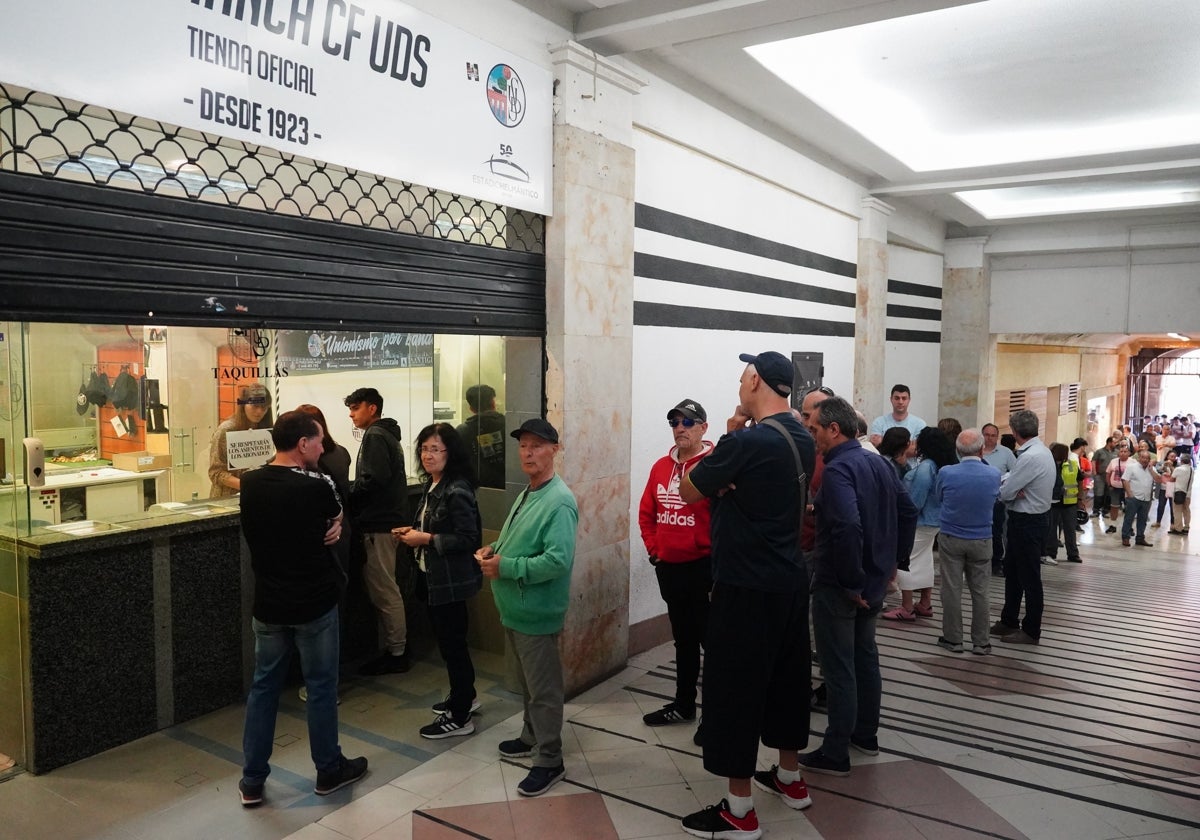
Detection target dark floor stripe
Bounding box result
[880,721,1200,800]
[808,782,1019,839]
[412,809,493,839]
[897,752,1200,830]
[880,705,1200,770]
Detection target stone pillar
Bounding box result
[853,198,892,410]
[546,42,644,695]
[939,237,996,427]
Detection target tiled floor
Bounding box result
[3,515,1200,839]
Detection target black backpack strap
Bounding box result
[759,418,809,534]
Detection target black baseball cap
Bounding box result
[667,399,706,422]
[511,418,560,444]
[738,351,793,398]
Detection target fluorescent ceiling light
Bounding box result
[745,0,1200,172]
[955,185,1200,219]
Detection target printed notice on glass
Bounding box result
[226,429,275,470]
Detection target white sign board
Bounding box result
[226,429,276,470]
[0,0,552,214]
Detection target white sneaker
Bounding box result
[1040,556,1058,566]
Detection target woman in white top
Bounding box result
[1169,454,1193,535]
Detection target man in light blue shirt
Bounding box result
[937,429,1001,655]
[868,384,926,446]
[992,410,1056,645]
[981,423,1016,575]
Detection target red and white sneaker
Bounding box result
[681,799,762,840]
[752,765,813,810]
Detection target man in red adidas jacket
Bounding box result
[638,398,714,733]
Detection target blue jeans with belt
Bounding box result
[243,605,343,784]
[1122,497,1150,541]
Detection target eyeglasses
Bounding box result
[668,418,699,428]
[419,446,447,455]
[810,386,835,397]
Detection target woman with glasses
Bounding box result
[393,423,483,740]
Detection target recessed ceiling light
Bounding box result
[745,0,1200,172]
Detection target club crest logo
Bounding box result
[486,64,525,127]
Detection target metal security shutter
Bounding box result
[0,172,544,335]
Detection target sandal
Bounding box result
[881,606,916,621]
[913,603,934,618]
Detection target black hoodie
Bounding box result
[348,417,408,531]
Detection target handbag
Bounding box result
[1174,490,1186,505]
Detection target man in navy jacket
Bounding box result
[802,396,917,778]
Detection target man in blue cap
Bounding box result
[677,351,816,840]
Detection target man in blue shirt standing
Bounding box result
[937,429,1001,655]
[802,396,917,778]
[678,351,815,839]
[992,410,1056,645]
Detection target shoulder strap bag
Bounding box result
[759,418,809,536]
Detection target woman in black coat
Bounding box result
[393,422,483,740]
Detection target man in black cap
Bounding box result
[476,418,578,797]
[637,399,713,736]
[677,351,816,838]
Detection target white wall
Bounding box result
[627,71,865,627]
[880,244,943,427]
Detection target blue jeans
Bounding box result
[243,605,342,783]
[810,585,881,763]
[1122,497,1150,541]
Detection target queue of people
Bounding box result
[225,365,1189,827]
[228,383,580,806]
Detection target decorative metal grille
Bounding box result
[0,83,543,252]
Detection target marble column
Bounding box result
[853,198,893,411]
[546,42,644,695]
[939,237,996,427]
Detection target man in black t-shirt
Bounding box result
[238,411,367,808]
[678,351,816,838]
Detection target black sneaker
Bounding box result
[752,765,812,810]
[431,694,482,715]
[314,755,368,795]
[800,747,851,777]
[498,738,534,758]
[642,702,695,727]
[419,713,476,740]
[516,764,565,797]
[850,736,879,756]
[359,652,410,676]
[681,799,761,840]
[693,716,704,747]
[238,778,264,807]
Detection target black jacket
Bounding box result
[415,477,483,606]
[348,418,407,531]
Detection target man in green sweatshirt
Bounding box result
[476,418,578,798]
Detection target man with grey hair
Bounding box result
[801,396,916,777]
[856,410,879,454]
[935,429,1002,654]
[992,410,1056,645]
